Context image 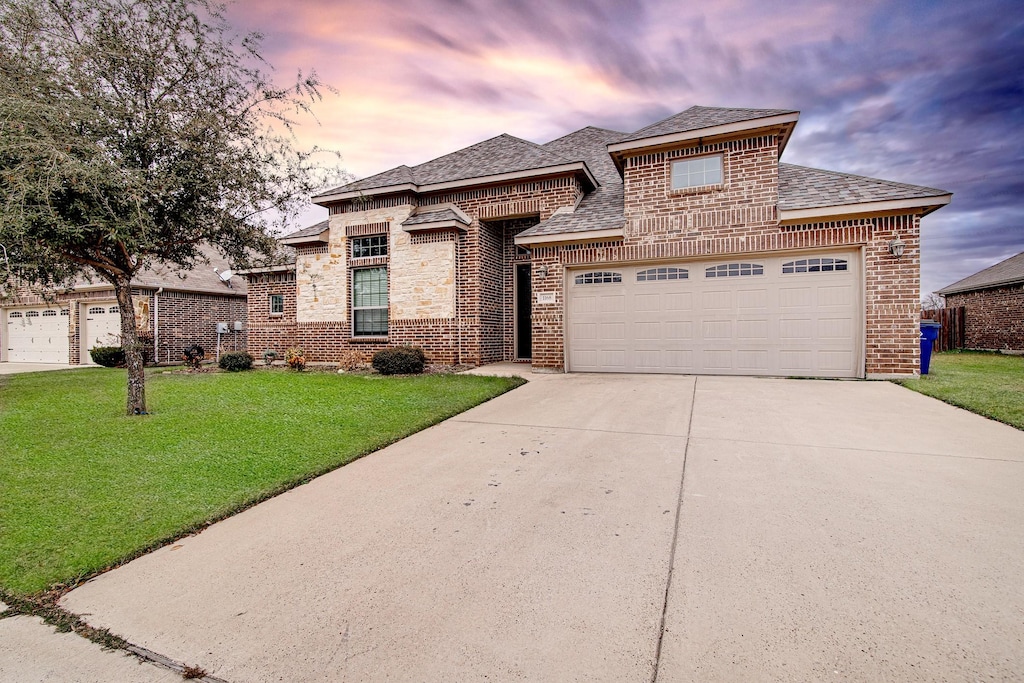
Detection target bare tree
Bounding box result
[0,0,340,414]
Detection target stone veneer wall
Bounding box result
[945,285,1024,350]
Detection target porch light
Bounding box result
[888,238,906,258]
[536,264,549,277]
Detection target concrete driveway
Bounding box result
[56,372,1024,681]
[0,362,80,374]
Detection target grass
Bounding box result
[898,351,1024,430]
[0,368,524,597]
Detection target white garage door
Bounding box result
[568,251,861,378]
[80,303,122,364]
[6,307,70,363]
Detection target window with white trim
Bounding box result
[269,294,284,315]
[637,267,688,282]
[782,257,848,274]
[353,267,388,336]
[705,263,764,278]
[671,155,723,190]
[574,271,622,285]
[351,235,388,258]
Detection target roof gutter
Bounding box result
[515,227,624,246]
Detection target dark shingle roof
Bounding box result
[281,219,330,240]
[617,106,797,143]
[402,208,469,226]
[73,244,248,295]
[518,127,628,238]
[317,135,578,197]
[937,252,1024,295]
[778,164,949,211]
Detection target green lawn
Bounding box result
[899,351,1024,430]
[0,368,523,596]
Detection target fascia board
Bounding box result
[778,194,952,223]
[607,113,801,154]
[514,228,624,246]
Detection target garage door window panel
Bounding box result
[637,267,688,282]
[706,263,764,278]
[782,257,848,274]
[10,311,22,318]
[574,272,622,285]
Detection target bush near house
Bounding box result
[372,346,426,375]
[218,352,254,372]
[89,346,125,367]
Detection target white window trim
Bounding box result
[352,266,389,337]
[670,154,724,192]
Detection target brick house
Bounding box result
[937,251,1024,351]
[243,106,951,378]
[1,246,247,365]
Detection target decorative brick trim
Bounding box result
[296,245,328,255]
[350,256,388,267]
[782,218,873,232]
[333,194,417,214]
[411,232,457,245]
[624,135,777,168]
[421,176,579,207]
[345,222,391,237]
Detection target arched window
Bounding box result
[705,263,764,278]
[782,257,848,274]
[636,267,688,282]
[574,271,622,285]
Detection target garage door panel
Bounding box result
[567,251,860,378]
[6,307,69,363]
[665,292,693,311]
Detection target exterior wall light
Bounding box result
[888,238,906,258]
[536,264,549,277]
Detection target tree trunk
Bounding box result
[114,279,147,415]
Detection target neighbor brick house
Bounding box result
[243,106,951,378]
[1,246,247,365]
[937,251,1024,351]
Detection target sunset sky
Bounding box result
[227,0,1023,296]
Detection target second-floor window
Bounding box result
[351,235,388,258]
[269,294,284,315]
[671,155,722,190]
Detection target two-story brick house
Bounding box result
[242,106,951,378]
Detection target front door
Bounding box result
[515,264,532,359]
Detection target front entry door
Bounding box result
[515,264,532,359]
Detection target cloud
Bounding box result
[225,0,1024,289]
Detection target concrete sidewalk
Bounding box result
[42,372,1024,681]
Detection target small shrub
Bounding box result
[262,349,278,366]
[372,346,426,375]
[285,347,306,371]
[218,352,254,372]
[337,348,366,371]
[182,344,205,369]
[89,346,125,367]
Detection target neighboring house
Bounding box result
[1,246,247,365]
[937,251,1024,351]
[242,106,951,378]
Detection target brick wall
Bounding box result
[1,285,245,364]
[946,285,1024,350]
[245,270,298,358]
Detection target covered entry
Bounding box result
[567,251,861,378]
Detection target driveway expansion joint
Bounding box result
[450,418,691,439]
[651,376,698,683]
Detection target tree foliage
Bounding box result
[0,0,340,413]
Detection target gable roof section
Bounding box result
[608,106,800,158]
[280,218,330,246]
[778,164,951,221]
[516,126,627,243]
[314,134,597,203]
[937,251,1024,295]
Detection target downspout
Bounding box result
[154,287,163,364]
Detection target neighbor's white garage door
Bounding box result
[567,251,861,378]
[6,307,70,363]
[80,303,121,364]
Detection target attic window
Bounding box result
[671,155,722,190]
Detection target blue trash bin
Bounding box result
[920,320,941,375]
